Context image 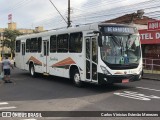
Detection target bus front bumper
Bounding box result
[98,72,142,84]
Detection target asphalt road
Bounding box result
[0,68,160,120]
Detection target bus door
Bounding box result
[85,37,98,82]
[21,42,25,69]
[43,40,49,73]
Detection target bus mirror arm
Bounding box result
[93,31,103,47]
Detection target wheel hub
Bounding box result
[74,73,80,83]
[31,67,34,75]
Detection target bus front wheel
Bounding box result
[29,65,36,77]
[72,69,83,87]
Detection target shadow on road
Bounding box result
[0,68,135,102]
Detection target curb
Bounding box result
[142,77,160,81]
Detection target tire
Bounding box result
[29,64,37,77]
[72,69,83,87]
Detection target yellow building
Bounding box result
[8,22,17,30]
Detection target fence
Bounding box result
[143,58,160,73]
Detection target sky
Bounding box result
[0,0,160,30]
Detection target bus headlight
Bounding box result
[138,66,142,73]
[100,66,111,75]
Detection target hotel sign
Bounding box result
[139,29,160,44]
[148,20,160,30]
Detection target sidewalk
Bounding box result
[142,73,160,81]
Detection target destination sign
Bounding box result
[103,27,136,34]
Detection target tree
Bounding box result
[3,29,22,58]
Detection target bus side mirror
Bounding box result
[98,35,102,47]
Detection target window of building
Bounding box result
[26,39,30,52]
[30,38,38,52]
[50,35,56,53]
[38,37,42,53]
[69,32,82,53]
[57,34,68,52]
[16,40,21,52]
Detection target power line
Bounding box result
[42,1,157,27]
[10,0,160,29]
[70,1,159,23]
[48,0,68,25]
[34,0,155,26]
[8,0,32,12]
[71,0,157,19]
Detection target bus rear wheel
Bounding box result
[29,64,37,77]
[72,69,83,87]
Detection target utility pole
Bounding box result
[67,0,71,27]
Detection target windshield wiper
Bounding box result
[110,34,123,56]
[110,34,121,46]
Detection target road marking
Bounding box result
[137,87,160,92]
[0,102,8,105]
[114,91,160,101]
[21,118,37,120]
[0,106,16,110]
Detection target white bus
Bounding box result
[15,23,143,87]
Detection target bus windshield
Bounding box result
[100,34,141,65]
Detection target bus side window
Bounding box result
[26,39,30,52]
[38,37,42,53]
[57,34,68,53]
[50,35,56,53]
[30,38,38,52]
[69,32,82,53]
[16,40,21,53]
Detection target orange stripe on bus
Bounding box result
[51,57,76,67]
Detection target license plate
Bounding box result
[122,79,129,83]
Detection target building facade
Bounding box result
[104,14,159,72]
[0,22,45,60]
[139,21,160,71]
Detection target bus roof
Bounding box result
[16,23,136,40]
